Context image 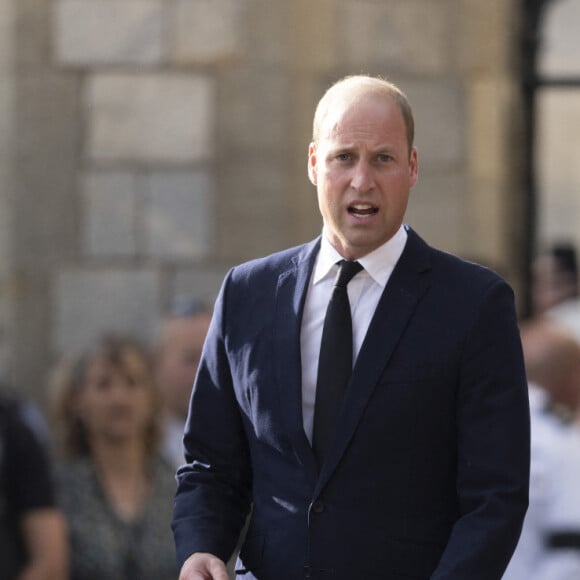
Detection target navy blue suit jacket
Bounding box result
[172,228,530,579]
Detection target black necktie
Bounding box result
[312,260,363,466]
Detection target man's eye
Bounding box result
[337,153,351,161]
[378,154,392,162]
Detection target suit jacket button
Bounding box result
[304,566,312,578]
[312,500,325,514]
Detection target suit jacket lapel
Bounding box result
[274,238,320,479]
[315,228,433,494]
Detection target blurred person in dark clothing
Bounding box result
[0,387,67,580]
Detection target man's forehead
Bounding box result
[321,91,397,125]
[317,102,404,147]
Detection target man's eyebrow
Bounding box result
[324,145,354,156]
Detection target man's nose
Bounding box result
[350,161,374,192]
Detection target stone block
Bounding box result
[340,1,450,74]
[218,159,291,261]
[81,171,138,257]
[86,73,215,163]
[172,266,232,308]
[0,164,13,309]
[401,78,466,170]
[219,68,289,155]
[0,0,13,274]
[10,270,53,400]
[465,77,520,263]
[53,1,165,67]
[406,171,468,256]
[143,170,213,259]
[467,77,512,182]
[13,72,80,267]
[244,0,290,66]
[15,0,52,70]
[0,191,9,274]
[0,291,10,384]
[0,0,14,71]
[0,81,13,157]
[457,0,517,75]
[286,74,326,242]
[288,0,338,72]
[171,0,243,64]
[54,268,161,354]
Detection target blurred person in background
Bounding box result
[504,318,580,579]
[50,335,178,580]
[0,386,67,580]
[155,300,239,580]
[155,298,212,470]
[532,242,579,316]
[534,243,580,350]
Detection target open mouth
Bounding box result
[348,204,378,218]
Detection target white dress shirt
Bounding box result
[300,225,408,442]
[503,384,580,579]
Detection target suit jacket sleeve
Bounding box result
[172,269,253,567]
[431,278,530,579]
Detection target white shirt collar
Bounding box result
[313,224,408,287]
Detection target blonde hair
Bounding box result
[50,335,161,459]
[312,75,415,153]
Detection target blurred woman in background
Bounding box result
[50,335,177,580]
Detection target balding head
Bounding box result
[520,317,580,411]
[312,75,415,154]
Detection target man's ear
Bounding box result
[409,146,419,188]
[307,142,317,186]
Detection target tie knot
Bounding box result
[334,260,363,288]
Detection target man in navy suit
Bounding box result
[172,75,530,579]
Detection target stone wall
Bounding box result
[2,0,525,400]
[0,0,15,385]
